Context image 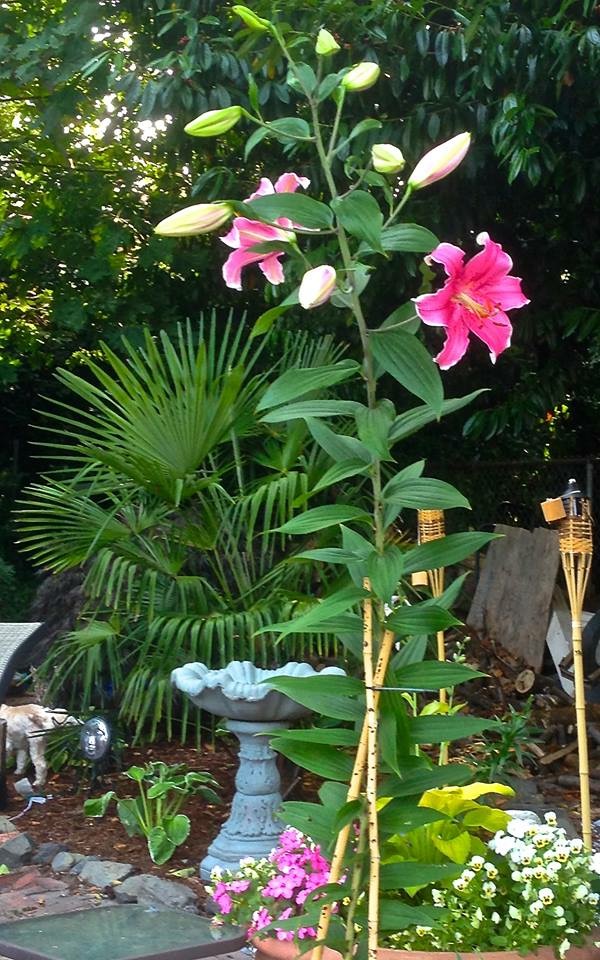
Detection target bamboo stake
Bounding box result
[312,625,395,959]
[362,586,379,960]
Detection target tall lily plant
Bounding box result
[156,9,529,958]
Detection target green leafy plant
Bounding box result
[149,7,534,957]
[83,761,219,864]
[381,782,514,870]
[17,317,350,738]
[472,698,542,782]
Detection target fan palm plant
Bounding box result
[17,314,353,739]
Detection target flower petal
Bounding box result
[247,177,275,200]
[464,309,513,364]
[483,275,530,311]
[413,286,454,328]
[227,216,292,248]
[275,172,311,193]
[220,223,241,249]
[434,322,470,370]
[258,252,286,285]
[425,242,465,278]
[462,232,514,287]
[222,248,266,290]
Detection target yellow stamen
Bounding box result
[453,291,494,320]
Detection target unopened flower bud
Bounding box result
[408,132,471,190]
[315,28,340,56]
[299,265,337,309]
[155,202,233,236]
[372,143,405,174]
[184,106,243,137]
[341,62,380,92]
[231,5,271,32]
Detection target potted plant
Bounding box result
[208,814,600,960]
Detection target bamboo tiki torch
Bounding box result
[541,480,594,849]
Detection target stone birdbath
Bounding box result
[171,660,345,880]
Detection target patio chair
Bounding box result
[0,623,47,704]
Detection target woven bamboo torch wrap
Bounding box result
[417,509,446,543]
[557,511,593,556]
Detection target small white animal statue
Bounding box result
[0,704,78,788]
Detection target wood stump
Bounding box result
[467,524,560,672]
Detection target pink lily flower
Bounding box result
[221,172,310,290]
[413,231,529,369]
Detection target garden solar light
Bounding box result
[541,478,593,848]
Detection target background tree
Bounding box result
[2,0,600,610]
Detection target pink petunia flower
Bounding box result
[413,231,529,369]
[221,173,310,290]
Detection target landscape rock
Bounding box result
[69,855,98,875]
[33,842,69,865]
[78,859,135,888]
[0,816,14,833]
[114,874,197,911]
[0,833,33,869]
[51,851,84,873]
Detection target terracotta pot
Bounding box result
[253,937,343,960]
[254,936,600,960]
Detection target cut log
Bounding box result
[467,525,560,672]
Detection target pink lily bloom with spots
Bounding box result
[221,172,310,290]
[414,231,529,369]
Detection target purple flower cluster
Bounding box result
[208,828,338,942]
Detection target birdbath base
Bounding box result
[200,719,287,881]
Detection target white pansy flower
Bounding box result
[507,818,529,839]
[530,900,543,915]
[544,812,558,826]
[470,856,485,871]
[539,888,554,905]
[574,883,590,900]
[491,834,515,856]
[462,869,476,883]
[554,905,565,917]
[570,838,584,853]
[452,878,467,892]
[533,865,547,880]
[482,881,497,899]
[555,845,570,863]
[590,852,600,874]
[511,870,523,882]
[587,892,599,906]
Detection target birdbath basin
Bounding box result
[171,660,345,880]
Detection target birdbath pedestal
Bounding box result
[171,660,345,881]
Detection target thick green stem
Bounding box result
[309,97,385,556]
